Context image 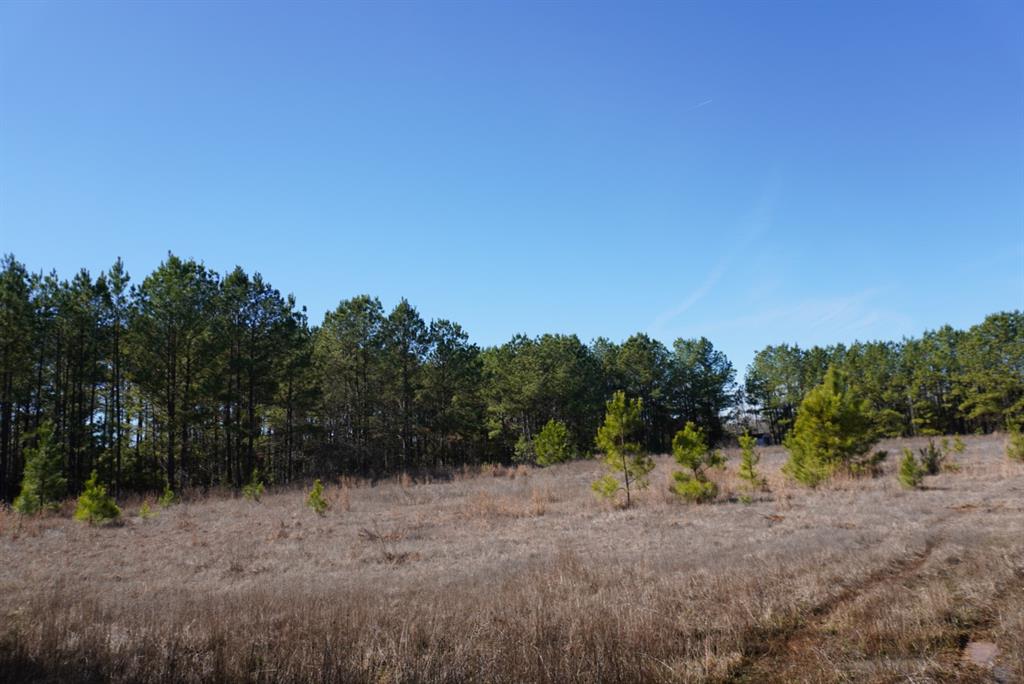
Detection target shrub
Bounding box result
[783,367,878,486]
[513,435,535,464]
[898,448,924,489]
[851,449,889,478]
[307,479,328,516]
[243,469,265,502]
[74,471,121,524]
[737,432,766,493]
[918,439,946,476]
[669,422,724,503]
[13,421,65,515]
[952,435,966,454]
[1008,427,1024,462]
[671,473,718,503]
[534,419,574,466]
[138,501,155,519]
[592,391,653,507]
[158,483,175,508]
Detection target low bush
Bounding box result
[74,471,121,524]
[307,479,328,516]
[898,449,923,489]
[243,469,265,502]
[534,419,574,466]
[1008,427,1024,462]
[669,422,723,504]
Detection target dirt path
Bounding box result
[730,537,940,682]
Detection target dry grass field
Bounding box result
[1,434,1022,683]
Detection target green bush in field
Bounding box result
[898,448,924,489]
[13,421,65,515]
[1008,427,1024,462]
[917,439,946,476]
[669,421,724,504]
[158,482,175,507]
[783,367,879,486]
[307,479,328,516]
[952,436,966,454]
[74,471,121,524]
[513,435,535,464]
[592,391,653,508]
[534,419,574,466]
[243,468,265,502]
[737,432,767,493]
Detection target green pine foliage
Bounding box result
[737,432,767,493]
[243,469,265,501]
[898,448,924,489]
[138,501,155,519]
[307,479,328,515]
[670,474,718,504]
[592,391,653,507]
[513,435,535,464]
[13,421,66,514]
[917,439,946,476]
[669,421,724,503]
[783,367,879,486]
[74,471,121,524]
[1008,427,1024,462]
[952,436,966,454]
[534,419,574,466]
[0,250,1020,499]
[158,484,176,508]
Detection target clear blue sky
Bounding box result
[1,1,1021,373]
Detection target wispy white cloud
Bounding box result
[699,288,913,342]
[651,175,781,333]
[685,98,714,111]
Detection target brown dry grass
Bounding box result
[1,434,1022,683]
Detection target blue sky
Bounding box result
[1,1,1021,373]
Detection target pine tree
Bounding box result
[898,448,924,489]
[74,470,121,524]
[669,421,723,503]
[306,479,328,515]
[243,468,265,501]
[13,421,65,514]
[737,432,766,494]
[917,439,946,475]
[1008,426,1024,462]
[534,419,574,466]
[592,391,652,507]
[783,367,880,486]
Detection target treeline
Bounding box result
[0,253,1020,500]
[746,313,1023,443]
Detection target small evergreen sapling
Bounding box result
[898,448,924,489]
[952,436,966,454]
[158,483,175,508]
[243,468,265,501]
[783,367,878,486]
[917,439,946,476]
[74,471,121,524]
[513,435,535,464]
[592,391,653,508]
[1008,426,1024,462]
[13,421,66,514]
[669,422,724,504]
[307,479,328,516]
[534,419,574,466]
[737,432,767,495]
